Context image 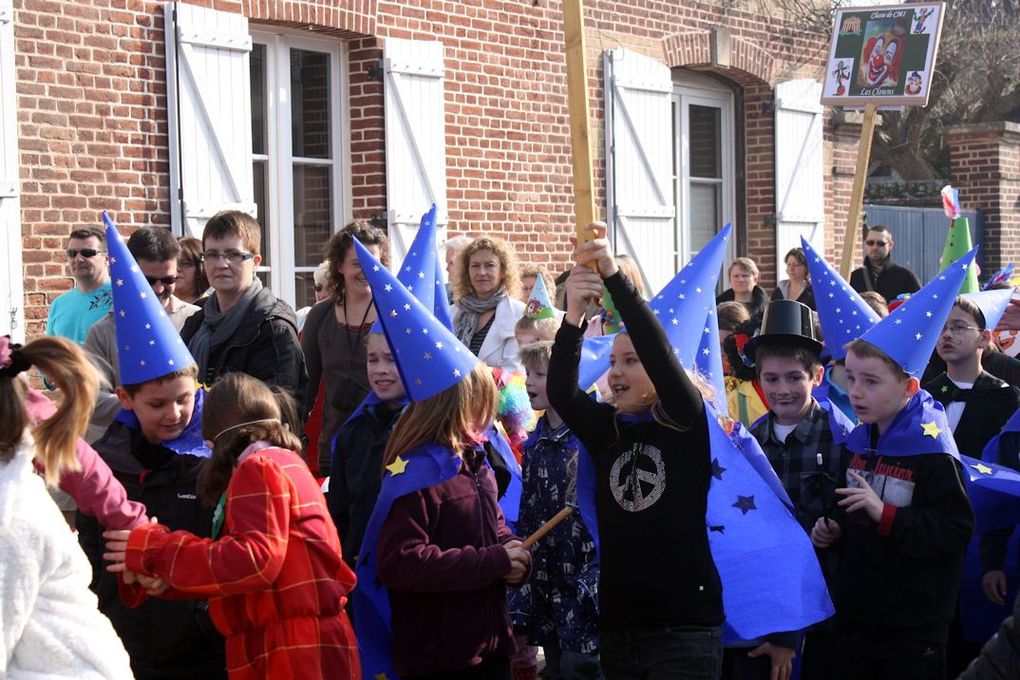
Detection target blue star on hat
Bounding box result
[696,306,729,416]
[801,236,880,360]
[962,288,1014,331]
[103,212,195,386]
[649,223,733,367]
[354,238,477,402]
[857,247,978,376]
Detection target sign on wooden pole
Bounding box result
[820,2,945,278]
[561,0,596,244]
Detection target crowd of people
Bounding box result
[4,210,1020,680]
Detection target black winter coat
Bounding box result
[77,420,226,680]
[180,287,307,402]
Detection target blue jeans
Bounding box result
[599,626,722,679]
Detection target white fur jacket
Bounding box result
[0,434,134,679]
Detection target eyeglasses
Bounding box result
[865,240,889,247]
[67,248,106,258]
[178,260,198,270]
[941,322,980,336]
[201,251,255,265]
[144,274,177,287]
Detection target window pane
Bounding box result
[251,44,267,156]
[689,182,719,254]
[294,271,317,311]
[689,105,720,179]
[253,160,270,267]
[291,49,331,159]
[293,164,332,267]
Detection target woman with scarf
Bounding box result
[301,221,389,478]
[453,236,526,374]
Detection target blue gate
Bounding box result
[863,204,986,285]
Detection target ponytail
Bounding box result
[0,337,98,486]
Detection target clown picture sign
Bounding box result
[821,2,944,107]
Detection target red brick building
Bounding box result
[3,0,873,342]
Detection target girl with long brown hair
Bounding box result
[104,373,359,680]
[0,335,133,678]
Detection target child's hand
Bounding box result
[563,266,604,328]
[836,470,884,522]
[103,528,131,573]
[503,541,532,586]
[572,222,618,278]
[983,570,1008,606]
[135,573,169,597]
[810,517,841,549]
[747,642,794,680]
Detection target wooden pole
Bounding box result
[521,507,574,550]
[561,0,596,245]
[838,102,878,279]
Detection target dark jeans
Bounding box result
[600,626,722,680]
[543,644,604,680]
[720,646,771,680]
[838,629,946,680]
[404,656,512,680]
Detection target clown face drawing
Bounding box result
[861,33,902,88]
[905,71,922,96]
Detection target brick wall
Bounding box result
[15,0,845,338]
[946,122,1020,274]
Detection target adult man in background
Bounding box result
[46,226,113,344]
[850,224,922,302]
[84,227,199,441]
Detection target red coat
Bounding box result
[126,445,359,680]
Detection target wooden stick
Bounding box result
[839,102,878,279]
[561,0,596,247]
[521,506,574,550]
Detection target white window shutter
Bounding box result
[384,39,448,266]
[165,2,255,238]
[0,0,22,340]
[774,79,824,273]
[605,47,675,295]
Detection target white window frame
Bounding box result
[250,28,352,307]
[672,71,736,274]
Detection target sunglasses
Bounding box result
[865,240,889,247]
[144,274,177,287]
[67,248,106,258]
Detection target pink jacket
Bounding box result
[25,388,147,530]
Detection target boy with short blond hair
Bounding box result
[515,340,601,680]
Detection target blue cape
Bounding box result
[576,399,834,644]
[846,390,959,461]
[353,427,522,678]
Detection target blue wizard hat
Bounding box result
[371,205,452,335]
[696,306,729,416]
[857,247,978,376]
[801,236,880,360]
[103,212,195,386]
[649,223,733,366]
[354,238,477,402]
[962,288,1014,331]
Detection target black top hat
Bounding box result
[743,299,822,364]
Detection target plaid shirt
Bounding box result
[126,446,359,680]
[748,400,848,534]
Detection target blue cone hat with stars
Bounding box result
[962,288,1014,331]
[857,247,979,376]
[696,306,729,416]
[801,236,880,361]
[104,212,195,386]
[354,237,477,402]
[649,222,733,367]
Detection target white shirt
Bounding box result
[945,379,974,432]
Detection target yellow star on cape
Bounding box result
[920,421,942,439]
[972,462,994,475]
[374,674,389,680]
[385,456,409,476]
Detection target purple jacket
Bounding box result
[376,451,517,675]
